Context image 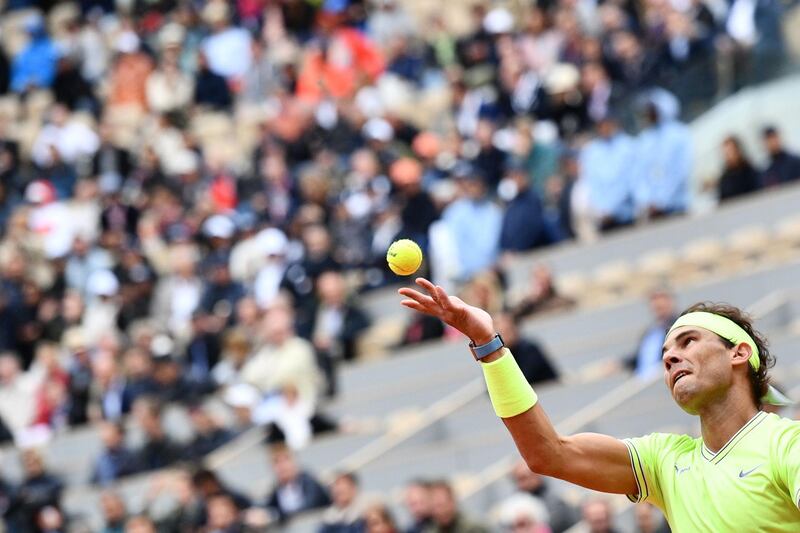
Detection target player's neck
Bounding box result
[698,393,760,453]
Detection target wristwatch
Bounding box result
[469,333,505,361]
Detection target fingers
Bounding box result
[398,287,437,308]
[415,277,437,295]
[433,284,455,311]
[400,299,435,316]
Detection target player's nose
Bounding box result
[662,347,682,369]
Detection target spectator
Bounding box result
[389,158,439,251]
[131,397,181,471]
[100,491,129,533]
[632,92,691,220]
[92,421,140,485]
[4,449,64,533]
[424,480,489,533]
[11,15,60,93]
[623,288,678,380]
[493,493,551,533]
[252,229,290,310]
[0,352,40,439]
[633,503,670,533]
[146,27,194,114]
[205,493,244,533]
[309,271,371,397]
[403,480,432,533]
[194,52,234,111]
[441,165,502,282]
[90,348,132,421]
[36,505,66,533]
[241,306,323,406]
[31,342,69,429]
[106,30,153,112]
[510,461,579,533]
[760,126,800,187]
[125,516,158,533]
[31,104,100,179]
[363,502,399,533]
[717,136,759,202]
[459,271,506,318]
[576,115,635,238]
[182,404,235,461]
[183,313,223,392]
[83,270,121,346]
[195,468,251,509]
[319,472,366,533]
[201,1,253,80]
[499,161,548,253]
[265,444,331,522]
[64,328,93,425]
[144,471,204,533]
[495,313,559,385]
[211,328,252,388]
[580,498,620,533]
[510,265,575,321]
[151,245,203,342]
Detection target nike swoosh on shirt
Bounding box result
[738,464,763,478]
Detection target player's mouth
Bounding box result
[671,369,691,389]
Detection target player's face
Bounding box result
[662,327,735,414]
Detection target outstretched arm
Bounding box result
[399,278,637,495]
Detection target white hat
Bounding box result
[223,383,262,408]
[159,22,186,49]
[86,269,119,297]
[203,215,236,239]
[115,31,140,54]
[25,180,55,204]
[257,227,288,256]
[362,118,394,142]
[545,63,580,94]
[169,150,200,175]
[483,8,514,34]
[495,493,550,528]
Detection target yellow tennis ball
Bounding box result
[387,239,423,276]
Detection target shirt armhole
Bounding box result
[624,439,650,503]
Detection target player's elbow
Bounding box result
[524,439,571,478]
[525,456,562,478]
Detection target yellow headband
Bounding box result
[668,312,760,370]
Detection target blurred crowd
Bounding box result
[1,442,683,533]
[0,0,797,530]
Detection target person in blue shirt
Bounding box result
[11,16,60,93]
[632,91,691,219]
[623,288,678,380]
[578,115,636,232]
[441,164,502,282]
[499,161,548,252]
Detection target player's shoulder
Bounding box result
[628,431,699,456]
[762,412,800,445]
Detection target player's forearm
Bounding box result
[501,403,567,476]
[482,350,638,494]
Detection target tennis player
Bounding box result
[399,278,800,531]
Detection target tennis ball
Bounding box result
[387,239,423,276]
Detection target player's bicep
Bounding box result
[555,433,639,495]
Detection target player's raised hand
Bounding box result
[399,278,495,344]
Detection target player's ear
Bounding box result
[730,343,752,368]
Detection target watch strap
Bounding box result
[469,333,505,360]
